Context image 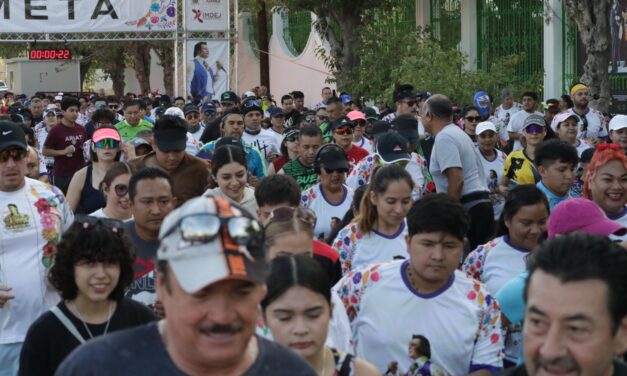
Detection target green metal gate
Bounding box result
[477,0,544,84]
[429,0,461,50]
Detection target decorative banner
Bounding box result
[0,0,177,33]
[186,0,229,31]
[185,39,229,101]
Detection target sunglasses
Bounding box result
[186,114,200,120]
[581,116,588,131]
[164,213,263,247]
[524,124,545,134]
[334,127,354,135]
[465,116,481,122]
[323,167,349,174]
[304,117,317,123]
[318,115,329,122]
[74,215,124,234]
[269,207,317,227]
[94,138,120,149]
[242,100,260,108]
[114,183,128,197]
[354,120,367,127]
[0,148,27,163]
[204,110,216,116]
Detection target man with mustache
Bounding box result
[502,233,627,375]
[57,196,316,375]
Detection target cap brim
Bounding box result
[156,139,186,152]
[611,125,627,132]
[582,219,627,237]
[0,140,27,151]
[379,151,411,164]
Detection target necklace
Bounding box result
[73,301,114,339]
[315,347,329,376]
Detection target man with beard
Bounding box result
[502,233,627,375]
[568,83,608,143]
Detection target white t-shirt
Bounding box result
[267,128,284,149]
[301,183,354,241]
[477,148,508,220]
[189,125,205,142]
[335,260,504,374]
[430,124,487,195]
[574,139,593,157]
[242,128,281,163]
[332,222,408,275]
[0,178,73,344]
[352,137,374,154]
[89,208,132,222]
[494,103,522,141]
[256,290,352,354]
[507,111,543,151]
[567,107,609,141]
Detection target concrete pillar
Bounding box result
[416,0,431,29]
[543,0,564,100]
[460,0,477,70]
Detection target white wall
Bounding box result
[5,58,80,96]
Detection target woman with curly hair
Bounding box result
[18,216,156,376]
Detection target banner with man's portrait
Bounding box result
[185,40,229,102]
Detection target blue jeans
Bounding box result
[0,342,22,376]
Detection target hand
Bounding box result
[119,142,136,160]
[0,285,15,308]
[152,300,166,319]
[64,145,75,154]
[248,174,259,188]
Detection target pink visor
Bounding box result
[92,128,121,142]
[347,111,366,122]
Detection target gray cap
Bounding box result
[523,114,546,130]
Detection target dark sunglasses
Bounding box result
[242,100,260,108]
[94,138,120,149]
[465,116,481,122]
[164,213,263,246]
[74,215,124,234]
[114,184,128,197]
[204,110,217,116]
[354,120,367,127]
[323,167,349,174]
[268,207,316,227]
[524,124,545,134]
[0,148,27,163]
[334,127,354,135]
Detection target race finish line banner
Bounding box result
[0,0,177,33]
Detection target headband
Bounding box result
[570,84,589,96]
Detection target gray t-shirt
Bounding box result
[429,124,488,196]
[506,111,543,151]
[55,323,317,376]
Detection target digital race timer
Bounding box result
[28,48,72,60]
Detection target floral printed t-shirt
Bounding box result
[333,222,408,275]
[301,183,353,241]
[0,178,73,344]
[335,260,504,375]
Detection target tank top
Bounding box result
[77,164,106,214]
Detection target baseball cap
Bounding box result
[551,112,579,131]
[0,122,27,151]
[316,145,350,171]
[347,110,366,122]
[242,100,263,115]
[476,121,497,135]
[201,102,217,115]
[371,120,391,139]
[129,137,152,149]
[545,99,560,113]
[522,114,546,130]
[241,91,257,102]
[376,132,410,164]
[339,92,353,105]
[221,91,239,104]
[158,195,266,294]
[363,107,379,121]
[153,122,187,152]
[547,198,627,239]
[391,116,419,144]
[164,106,185,120]
[215,136,243,151]
[473,91,491,118]
[329,116,355,132]
[183,103,199,115]
[268,107,284,118]
[43,108,56,117]
[417,91,432,100]
[393,84,417,102]
[92,128,121,142]
[609,114,627,132]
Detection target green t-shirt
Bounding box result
[115,119,154,141]
[319,122,332,143]
[283,159,318,191]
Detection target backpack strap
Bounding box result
[50,306,86,344]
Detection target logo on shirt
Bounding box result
[3,204,30,232]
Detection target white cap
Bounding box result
[609,115,627,132]
[550,111,579,131]
[164,106,185,120]
[476,121,497,135]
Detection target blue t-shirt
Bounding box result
[536,181,579,211]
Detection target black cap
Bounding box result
[183,103,199,115]
[221,91,239,104]
[417,91,432,100]
[376,133,410,164]
[268,107,284,118]
[242,100,263,115]
[546,98,560,113]
[215,136,243,151]
[154,122,187,152]
[371,120,391,139]
[0,122,27,152]
[316,145,350,171]
[391,116,419,144]
[393,84,417,102]
[363,107,378,121]
[329,116,355,132]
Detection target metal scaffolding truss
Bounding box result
[0,30,231,43]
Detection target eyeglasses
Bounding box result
[186,114,200,120]
[323,167,349,174]
[334,127,354,135]
[74,215,124,234]
[304,116,317,123]
[581,115,589,131]
[524,124,545,134]
[354,120,367,127]
[465,116,481,123]
[165,213,263,246]
[0,148,27,163]
[318,115,329,122]
[94,138,120,149]
[114,184,128,197]
[268,207,317,227]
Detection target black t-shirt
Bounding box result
[123,221,160,307]
[19,298,155,376]
[55,322,317,375]
[500,360,627,376]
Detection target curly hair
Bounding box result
[48,220,136,301]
